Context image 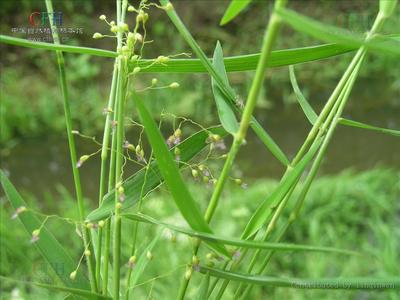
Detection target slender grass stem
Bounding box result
[236,14,386,299]
[124,152,154,300]
[102,218,112,295]
[44,0,97,292]
[175,1,287,299]
[96,62,119,291]
[112,56,127,300]
[237,64,363,300]
[211,9,388,299]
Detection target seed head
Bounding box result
[151,78,158,86]
[121,45,130,55]
[110,25,118,33]
[184,267,192,280]
[174,128,182,137]
[70,271,77,280]
[31,229,40,243]
[110,21,116,26]
[128,255,137,267]
[234,178,243,185]
[116,202,122,209]
[136,10,145,22]
[133,67,141,74]
[86,222,94,229]
[146,251,153,260]
[206,252,216,260]
[98,220,105,228]
[119,22,129,32]
[134,33,143,43]
[127,5,135,12]
[191,169,199,178]
[156,55,170,64]
[84,250,91,256]
[170,82,179,89]
[11,206,27,219]
[192,255,199,266]
[92,32,104,39]
[77,155,89,168]
[99,15,106,21]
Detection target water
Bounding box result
[2,104,399,201]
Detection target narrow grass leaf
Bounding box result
[195,273,210,300]
[212,42,239,135]
[159,0,289,166]
[241,138,322,239]
[289,65,318,124]
[34,283,111,300]
[123,213,358,256]
[338,118,400,137]
[0,35,116,58]
[0,171,90,290]
[220,0,252,25]
[86,126,227,221]
[134,95,229,257]
[2,34,399,72]
[198,266,400,289]
[128,231,162,289]
[276,7,400,56]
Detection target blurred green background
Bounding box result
[0,0,399,299]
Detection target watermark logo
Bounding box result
[29,11,63,27]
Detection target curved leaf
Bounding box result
[134,95,229,257]
[198,266,400,289]
[86,126,227,221]
[123,213,358,256]
[276,7,400,56]
[289,65,318,124]
[338,118,400,137]
[0,171,90,290]
[212,41,239,135]
[220,0,252,25]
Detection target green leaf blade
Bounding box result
[289,65,318,124]
[212,42,239,135]
[0,171,90,290]
[220,0,252,25]
[123,213,358,256]
[134,95,229,257]
[276,7,400,56]
[198,266,400,289]
[338,118,400,137]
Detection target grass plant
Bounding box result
[1,0,399,299]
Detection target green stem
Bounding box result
[96,61,119,291]
[237,15,386,298]
[44,0,97,292]
[124,152,153,300]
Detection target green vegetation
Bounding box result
[0,0,399,299]
[1,170,399,299]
